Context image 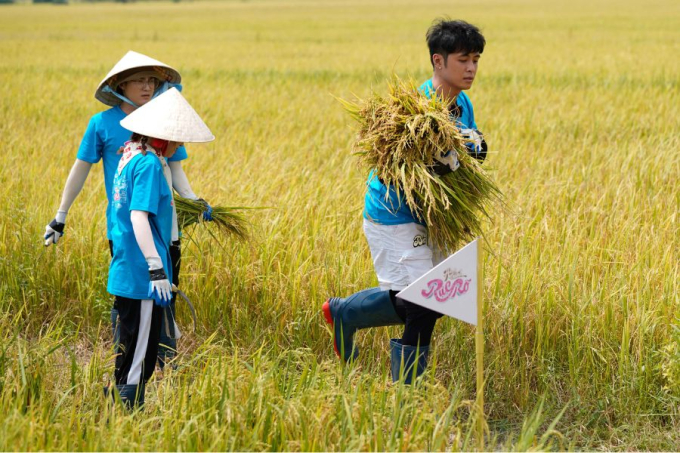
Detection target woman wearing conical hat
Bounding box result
[108,87,214,409]
[42,51,210,367]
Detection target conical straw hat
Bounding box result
[120,88,214,143]
[95,50,181,106]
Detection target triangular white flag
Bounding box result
[397,239,479,325]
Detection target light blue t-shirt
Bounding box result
[107,153,174,300]
[363,79,477,225]
[76,105,188,239]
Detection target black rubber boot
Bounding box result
[115,383,145,411]
[390,339,429,384]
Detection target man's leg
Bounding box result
[390,302,442,384]
[323,288,405,362]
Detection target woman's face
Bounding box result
[119,75,158,107]
[165,141,183,158]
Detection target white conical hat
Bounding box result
[120,88,214,143]
[95,50,181,106]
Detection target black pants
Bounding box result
[157,241,182,364]
[114,296,162,386]
[389,290,443,347]
[110,240,182,355]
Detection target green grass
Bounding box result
[0,0,678,450]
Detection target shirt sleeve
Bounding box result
[76,116,103,164]
[130,157,163,215]
[168,144,188,162]
[465,94,478,130]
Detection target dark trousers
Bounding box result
[389,290,443,347]
[157,242,182,364]
[110,240,181,365]
[114,296,163,386]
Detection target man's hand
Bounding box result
[433,150,460,175]
[461,129,487,162]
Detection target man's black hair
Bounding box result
[426,19,485,68]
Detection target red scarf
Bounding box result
[149,138,169,156]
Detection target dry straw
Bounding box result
[340,77,503,251]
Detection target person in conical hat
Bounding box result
[42,51,211,369]
[107,87,213,409]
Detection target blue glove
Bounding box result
[148,268,173,307]
[197,198,213,222]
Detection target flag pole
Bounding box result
[475,240,485,450]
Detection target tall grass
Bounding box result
[0,0,678,450]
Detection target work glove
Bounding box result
[147,257,172,307]
[433,149,460,175]
[461,128,488,162]
[197,198,213,222]
[44,211,67,246]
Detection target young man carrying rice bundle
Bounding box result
[323,19,490,383]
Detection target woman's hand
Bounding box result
[148,266,173,307]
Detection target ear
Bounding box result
[432,53,444,70]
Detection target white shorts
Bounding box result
[363,218,445,291]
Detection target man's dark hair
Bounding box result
[426,19,485,68]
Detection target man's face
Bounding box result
[436,51,481,92]
[119,75,158,106]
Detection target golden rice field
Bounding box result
[0,0,678,450]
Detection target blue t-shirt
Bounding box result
[107,153,174,300]
[363,79,477,225]
[76,105,187,239]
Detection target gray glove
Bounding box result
[433,150,460,175]
[461,128,487,162]
[44,211,67,246]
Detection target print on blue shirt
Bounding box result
[107,153,174,300]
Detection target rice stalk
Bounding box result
[174,196,250,241]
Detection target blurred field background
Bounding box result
[0,0,678,450]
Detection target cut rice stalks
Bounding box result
[339,76,503,251]
[174,196,250,241]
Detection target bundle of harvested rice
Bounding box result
[340,77,503,251]
[174,196,249,240]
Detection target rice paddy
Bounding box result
[0,0,678,450]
